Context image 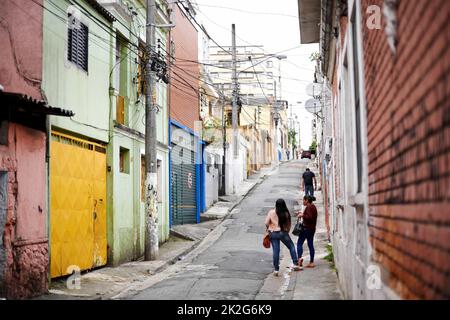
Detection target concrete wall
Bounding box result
[0,0,49,299]
[0,123,48,299]
[103,1,170,265]
[204,149,219,209]
[0,0,43,99]
[43,0,112,143]
[225,133,249,195]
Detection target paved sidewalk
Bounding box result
[36,164,277,300]
[254,160,342,300]
[286,190,343,300]
[284,161,342,300]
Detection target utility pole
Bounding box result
[273,80,279,164]
[144,0,158,261]
[231,24,238,160]
[220,85,226,196]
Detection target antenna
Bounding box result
[305,99,322,114]
[306,82,323,98]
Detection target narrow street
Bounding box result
[2,0,447,303]
[118,160,340,300]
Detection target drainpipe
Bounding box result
[45,108,51,288]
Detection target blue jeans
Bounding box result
[305,185,314,197]
[270,231,298,271]
[297,229,315,263]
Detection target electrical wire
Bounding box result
[25,0,296,134]
[193,2,299,19]
[176,0,232,55]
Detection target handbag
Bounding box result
[292,218,305,236]
[263,230,271,248]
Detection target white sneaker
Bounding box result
[273,271,279,276]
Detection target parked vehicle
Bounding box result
[301,150,312,159]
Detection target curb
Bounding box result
[115,165,277,298]
[169,229,197,241]
[152,239,201,274]
[163,167,274,266]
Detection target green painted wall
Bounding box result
[106,1,170,265]
[43,0,170,268]
[43,0,112,142]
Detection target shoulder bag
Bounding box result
[263,230,271,248]
[292,218,305,236]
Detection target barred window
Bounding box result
[68,15,88,72]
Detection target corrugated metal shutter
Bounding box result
[171,142,197,225]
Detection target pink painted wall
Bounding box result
[0,0,43,99]
[0,123,48,299]
[0,0,48,299]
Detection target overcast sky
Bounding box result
[194,0,319,149]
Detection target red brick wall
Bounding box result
[170,5,200,130]
[362,0,450,299]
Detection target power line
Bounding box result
[249,57,271,105]
[176,0,232,55]
[194,2,299,19]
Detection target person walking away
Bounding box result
[296,195,318,269]
[302,168,316,197]
[265,199,301,276]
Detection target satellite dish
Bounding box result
[305,99,322,114]
[306,83,323,97]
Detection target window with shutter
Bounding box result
[67,14,88,72]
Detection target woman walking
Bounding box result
[265,199,301,276]
[296,195,318,269]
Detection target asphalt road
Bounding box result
[126,160,315,300]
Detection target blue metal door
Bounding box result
[171,142,197,225]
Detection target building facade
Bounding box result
[42,0,171,277]
[0,0,72,299]
[99,0,171,265]
[169,1,203,225]
[208,45,279,194]
[299,0,450,299]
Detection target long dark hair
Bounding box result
[275,199,291,231]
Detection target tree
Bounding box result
[288,129,297,148]
[309,139,317,154]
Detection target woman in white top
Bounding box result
[265,199,300,276]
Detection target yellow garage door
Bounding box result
[50,132,107,278]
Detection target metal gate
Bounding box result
[171,143,197,225]
[50,132,107,278]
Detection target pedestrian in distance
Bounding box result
[265,199,301,276]
[302,168,317,197]
[296,195,318,269]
